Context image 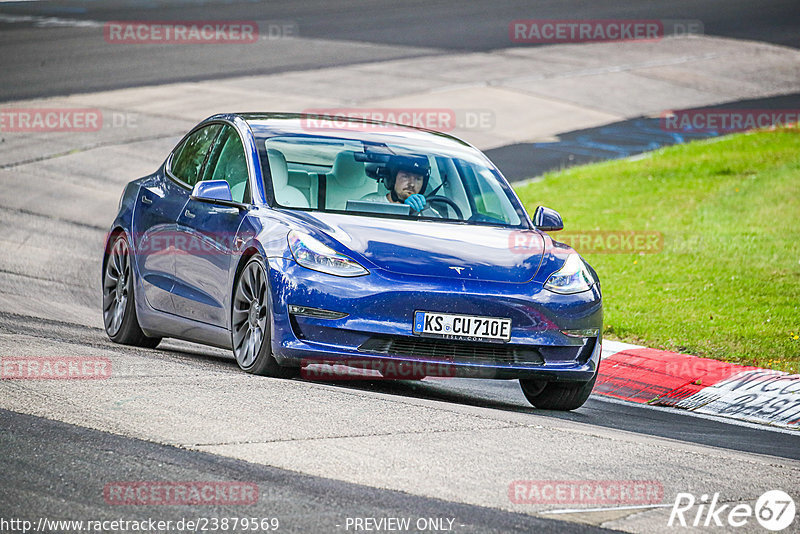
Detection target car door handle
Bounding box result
[184,209,195,219]
[141,195,152,205]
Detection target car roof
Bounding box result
[206,112,477,154]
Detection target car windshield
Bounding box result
[259,135,528,228]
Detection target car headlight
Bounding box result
[288,230,368,277]
[544,254,595,294]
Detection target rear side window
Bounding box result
[201,125,249,203]
[170,124,222,187]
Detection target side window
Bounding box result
[470,168,520,225]
[201,125,249,203]
[170,124,222,187]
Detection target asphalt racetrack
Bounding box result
[1,0,799,101]
[1,1,799,532]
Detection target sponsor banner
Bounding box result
[597,344,799,429]
[681,370,800,428]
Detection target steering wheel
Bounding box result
[426,196,463,219]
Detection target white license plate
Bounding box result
[413,311,511,342]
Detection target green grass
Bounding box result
[514,128,800,373]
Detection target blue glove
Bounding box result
[404,194,426,212]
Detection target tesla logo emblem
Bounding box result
[449,266,465,274]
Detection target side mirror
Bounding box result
[533,206,563,231]
[191,180,233,203]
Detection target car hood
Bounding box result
[288,211,545,283]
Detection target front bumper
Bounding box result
[267,257,602,382]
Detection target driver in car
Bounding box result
[361,155,442,217]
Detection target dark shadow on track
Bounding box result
[1,0,798,50]
[0,1,797,100]
[7,312,796,463]
[301,375,800,461]
[489,92,800,182]
[0,409,612,534]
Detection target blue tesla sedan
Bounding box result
[102,113,602,410]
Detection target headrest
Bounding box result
[329,151,366,187]
[267,148,289,188]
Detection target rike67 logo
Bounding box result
[669,490,795,531]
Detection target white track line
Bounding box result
[540,503,675,515]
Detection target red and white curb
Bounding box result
[597,340,800,430]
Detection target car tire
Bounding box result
[102,234,161,348]
[231,256,299,378]
[519,367,598,411]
